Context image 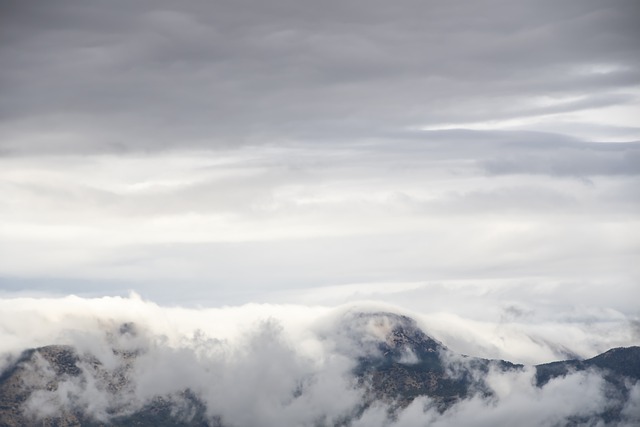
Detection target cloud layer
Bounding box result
[1,296,638,426]
[1,0,638,304]
[1,0,640,155]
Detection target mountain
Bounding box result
[0,345,210,427]
[349,312,639,425]
[0,312,638,426]
[342,312,518,413]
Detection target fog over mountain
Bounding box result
[0,0,639,425]
[1,296,639,426]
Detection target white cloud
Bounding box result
[1,138,637,302]
[1,295,638,426]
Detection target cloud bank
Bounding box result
[1,295,639,426]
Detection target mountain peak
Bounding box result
[1,313,638,426]
[337,310,445,356]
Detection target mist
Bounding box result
[1,295,639,426]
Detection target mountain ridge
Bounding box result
[1,311,638,426]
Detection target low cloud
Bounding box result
[1,295,638,426]
[378,369,615,427]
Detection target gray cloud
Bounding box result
[1,0,639,154]
[482,141,640,177]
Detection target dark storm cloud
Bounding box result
[1,0,639,154]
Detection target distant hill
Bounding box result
[1,311,638,426]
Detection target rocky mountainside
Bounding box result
[351,313,521,411]
[1,312,638,426]
[350,313,639,425]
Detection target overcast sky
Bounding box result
[0,0,639,329]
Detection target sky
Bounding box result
[1,1,640,425]
[0,0,639,357]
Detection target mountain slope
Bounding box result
[0,312,638,426]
